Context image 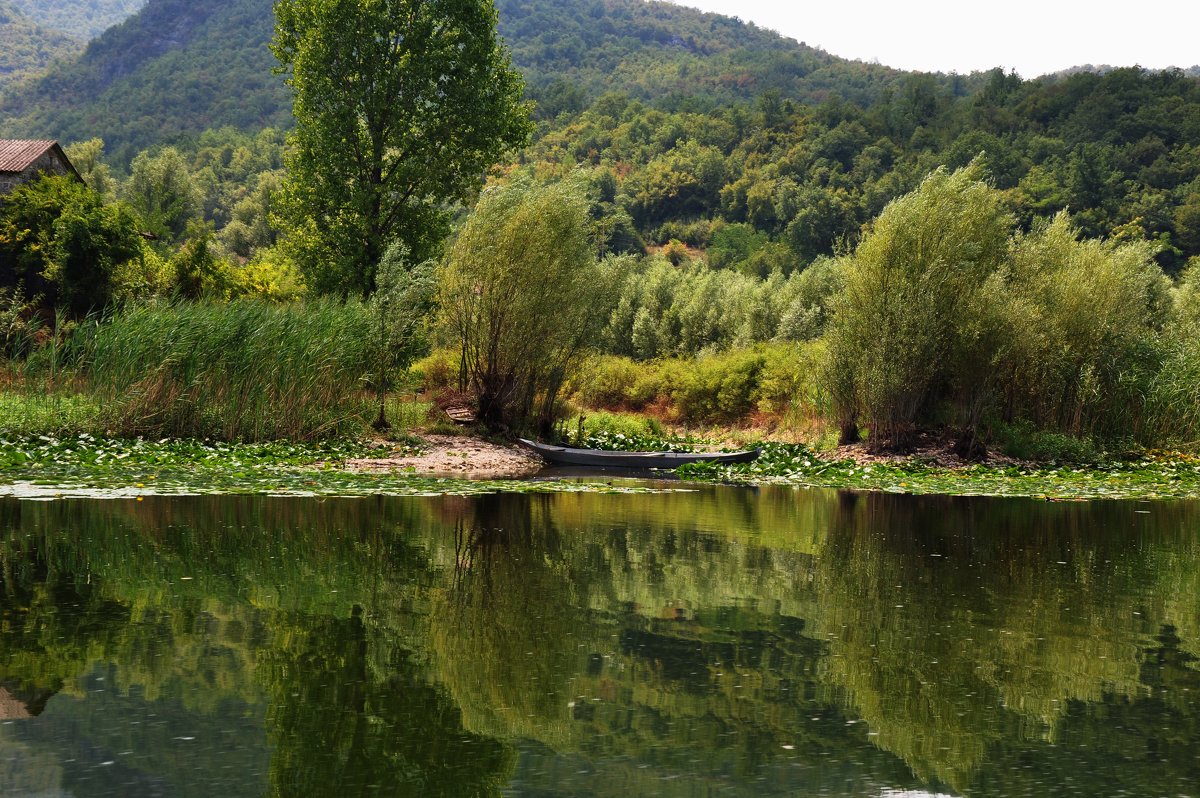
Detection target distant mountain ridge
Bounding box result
[1050,63,1200,79]
[0,0,914,163]
[1,0,1197,171]
[9,0,144,39]
[0,0,290,163]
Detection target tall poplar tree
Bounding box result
[271,0,532,296]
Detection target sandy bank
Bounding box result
[345,434,543,478]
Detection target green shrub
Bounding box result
[439,179,614,431]
[571,355,650,409]
[1004,213,1169,439]
[993,422,1107,464]
[411,348,461,394]
[1145,320,1200,447]
[86,298,373,440]
[671,348,766,424]
[753,341,826,418]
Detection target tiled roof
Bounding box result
[0,139,57,173]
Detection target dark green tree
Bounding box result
[0,174,143,316]
[271,0,533,296]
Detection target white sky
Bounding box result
[666,0,1199,78]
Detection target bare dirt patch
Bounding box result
[345,434,544,478]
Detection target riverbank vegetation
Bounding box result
[3,160,1200,463]
[1,0,1200,490]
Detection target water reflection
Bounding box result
[0,488,1196,796]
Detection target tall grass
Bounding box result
[86,299,374,440]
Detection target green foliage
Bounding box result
[168,221,235,300]
[5,0,1200,274]
[992,421,1107,464]
[85,299,375,440]
[603,258,828,359]
[234,246,306,302]
[0,391,105,436]
[123,146,201,244]
[367,242,436,428]
[0,284,41,359]
[64,138,116,199]
[1143,264,1200,445]
[707,222,770,270]
[827,162,1013,450]
[0,0,292,165]
[440,179,612,430]
[1003,213,1169,438]
[571,342,825,427]
[0,174,145,315]
[272,0,532,295]
[0,1,77,94]
[671,347,768,423]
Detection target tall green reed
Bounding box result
[86,299,374,440]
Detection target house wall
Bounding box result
[0,150,75,196]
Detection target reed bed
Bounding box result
[86,299,374,440]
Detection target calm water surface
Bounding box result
[0,485,1197,796]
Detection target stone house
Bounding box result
[0,139,81,196]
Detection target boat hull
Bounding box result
[518,439,759,469]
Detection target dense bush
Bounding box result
[1144,264,1200,444]
[601,256,843,359]
[570,342,825,427]
[1002,213,1169,438]
[818,162,1186,454]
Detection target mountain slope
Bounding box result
[0,1,77,93]
[0,0,907,163]
[497,0,903,115]
[0,0,290,163]
[9,0,144,39]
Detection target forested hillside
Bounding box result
[0,1,76,93]
[0,0,917,162]
[495,0,909,117]
[519,66,1200,272]
[0,0,290,163]
[3,0,1199,270]
[9,0,144,39]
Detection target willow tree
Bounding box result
[440,180,613,432]
[826,161,1012,452]
[271,0,532,296]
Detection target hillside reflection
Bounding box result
[0,488,1196,796]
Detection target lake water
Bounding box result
[0,485,1197,797]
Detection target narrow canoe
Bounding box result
[518,439,759,469]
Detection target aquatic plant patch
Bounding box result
[677,442,1200,500]
[0,434,680,498]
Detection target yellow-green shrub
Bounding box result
[411,347,460,393]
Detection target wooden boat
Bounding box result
[518,439,759,469]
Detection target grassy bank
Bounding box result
[1,299,384,441]
[544,410,1200,500]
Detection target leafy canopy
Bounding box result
[271,0,533,296]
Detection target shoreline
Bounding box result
[345,433,544,478]
[0,431,1198,501]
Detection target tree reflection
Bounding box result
[0,490,1197,796]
